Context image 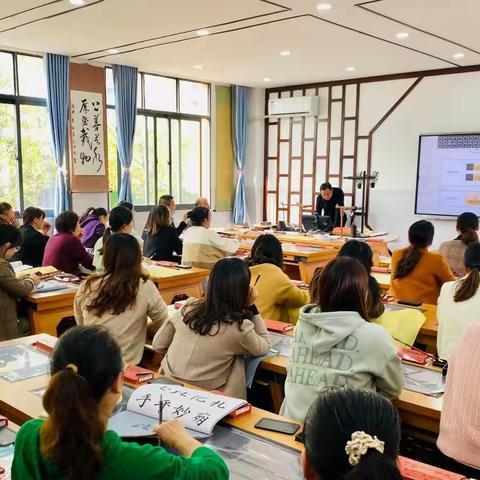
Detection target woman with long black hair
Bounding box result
[152,257,271,399]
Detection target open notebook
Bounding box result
[108,384,247,438]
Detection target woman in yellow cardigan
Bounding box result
[247,234,309,323]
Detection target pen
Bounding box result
[253,274,261,286]
[158,394,163,446]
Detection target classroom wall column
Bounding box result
[112,64,138,203]
[232,85,249,224]
[44,53,70,216]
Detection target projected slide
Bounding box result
[415,134,480,216]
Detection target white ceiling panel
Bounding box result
[0,0,477,87]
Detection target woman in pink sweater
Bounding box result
[437,322,480,470]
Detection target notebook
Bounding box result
[265,319,294,333]
[108,384,247,437]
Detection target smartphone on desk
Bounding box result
[397,299,423,307]
[254,418,300,435]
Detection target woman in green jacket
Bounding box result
[12,325,229,480]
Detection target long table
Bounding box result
[238,240,337,283]
[24,266,209,337]
[219,228,398,259]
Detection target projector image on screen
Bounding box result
[415,133,480,216]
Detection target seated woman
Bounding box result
[43,211,94,275]
[437,323,480,473]
[391,220,454,305]
[74,233,169,365]
[247,234,308,323]
[79,207,108,249]
[12,325,229,480]
[302,386,402,480]
[0,202,19,227]
[118,200,143,248]
[439,212,478,277]
[0,224,40,341]
[437,242,480,359]
[12,207,51,267]
[181,207,239,270]
[281,257,403,422]
[143,205,183,262]
[152,257,271,399]
[338,240,384,319]
[93,206,133,271]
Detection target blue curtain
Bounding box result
[112,64,138,203]
[44,53,70,216]
[232,85,249,224]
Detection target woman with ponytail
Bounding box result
[391,220,454,305]
[439,212,479,276]
[12,325,229,480]
[302,386,402,480]
[437,242,480,359]
[92,206,134,271]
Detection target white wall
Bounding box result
[365,71,480,248]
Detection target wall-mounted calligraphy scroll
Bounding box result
[70,90,106,176]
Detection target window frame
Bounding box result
[0,49,55,217]
[106,68,211,211]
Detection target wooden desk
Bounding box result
[24,266,209,337]
[144,266,209,304]
[0,334,304,452]
[219,229,397,259]
[25,287,77,337]
[239,240,337,283]
[372,271,391,294]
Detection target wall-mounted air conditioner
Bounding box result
[268,96,319,117]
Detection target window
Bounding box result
[106,69,210,208]
[0,51,55,214]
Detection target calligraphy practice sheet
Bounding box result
[109,384,247,436]
[71,90,106,175]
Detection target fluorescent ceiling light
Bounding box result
[346,66,355,72]
[263,77,271,82]
[452,52,465,59]
[316,3,332,11]
[193,65,203,69]
[69,0,85,5]
[109,49,119,54]
[280,50,291,56]
[396,32,409,39]
[197,29,210,36]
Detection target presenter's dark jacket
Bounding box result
[143,226,183,262]
[11,224,49,267]
[315,187,345,227]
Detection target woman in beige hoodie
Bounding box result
[153,257,271,399]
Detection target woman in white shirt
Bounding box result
[181,207,240,270]
[437,242,480,359]
[93,206,134,271]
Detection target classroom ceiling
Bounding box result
[0,0,479,87]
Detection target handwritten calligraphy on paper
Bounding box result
[71,90,105,175]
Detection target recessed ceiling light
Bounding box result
[280,50,291,56]
[263,77,271,82]
[316,3,332,11]
[69,0,85,5]
[396,32,409,39]
[197,29,210,36]
[193,65,203,70]
[452,52,465,59]
[346,66,355,72]
[109,48,119,54]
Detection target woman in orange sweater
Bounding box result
[391,220,454,305]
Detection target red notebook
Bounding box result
[399,456,466,479]
[124,365,154,384]
[265,319,294,333]
[398,348,429,365]
[32,337,58,354]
